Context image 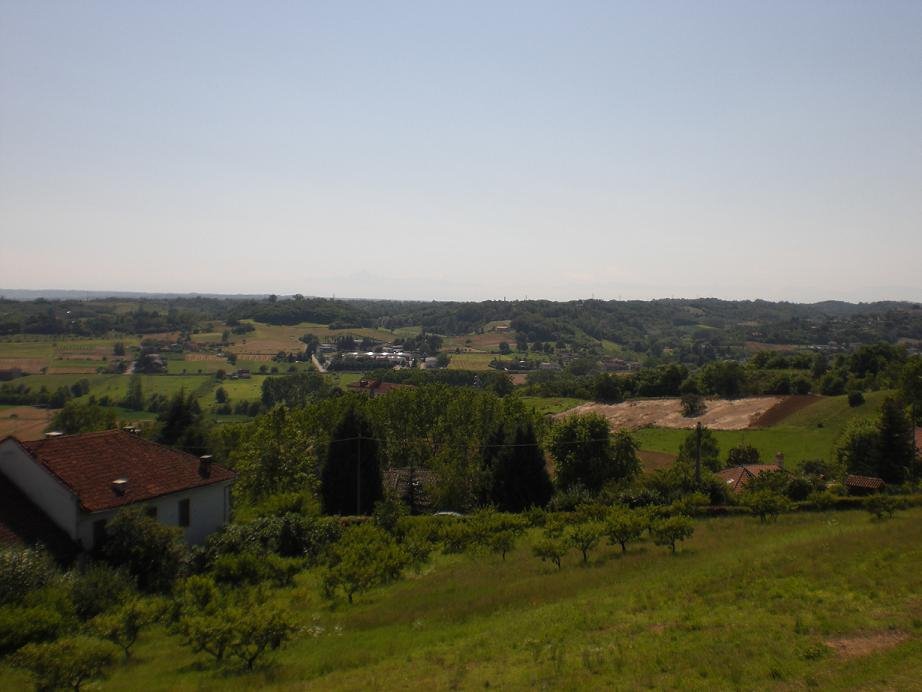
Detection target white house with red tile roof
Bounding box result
[0,430,234,550]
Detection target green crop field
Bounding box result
[632,391,893,468]
[2,509,919,690]
[446,353,497,370]
[520,396,589,416]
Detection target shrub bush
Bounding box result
[99,507,187,593]
[532,538,568,570]
[0,546,58,606]
[651,515,695,553]
[69,563,135,621]
[12,636,119,691]
[321,524,408,603]
[0,605,67,657]
[211,553,301,588]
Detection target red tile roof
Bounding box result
[7,430,234,513]
[844,474,885,490]
[714,464,783,492]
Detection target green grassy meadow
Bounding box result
[520,396,589,416]
[633,391,892,469]
[3,509,919,690]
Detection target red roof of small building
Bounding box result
[714,464,784,492]
[4,430,234,513]
[346,379,410,396]
[844,474,885,490]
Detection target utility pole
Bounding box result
[695,422,702,485]
[356,433,362,515]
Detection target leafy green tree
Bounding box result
[226,603,295,670]
[699,360,746,398]
[592,374,622,404]
[51,400,117,435]
[321,524,408,604]
[680,393,706,417]
[99,507,187,593]
[532,537,567,570]
[605,507,646,553]
[488,422,553,511]
[548,414,620,492]
[232,406,316,505]
[651,516,695,553]
[69,563,135,621]
[488,530,517,561]
[12,636,119,692]
[260,371,328,408]
[836,418,880,478]
[610,429,641,481]
[901,355,922,424]
[90,599,162,659]
[0,546,58,606]
[566,522,604,565]
[125,374,144,411]
[321,406,383,515]
[727,443,760,467]
[876,397,914,484]
[743,490,791,522]
[865,494,901,520]
[676,427,721,472]
[156,390,207,454]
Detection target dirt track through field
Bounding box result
[555,397,787,430]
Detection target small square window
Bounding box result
[178,498,190,527]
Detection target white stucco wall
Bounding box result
[76,480,233,549]
[0,439,79,538]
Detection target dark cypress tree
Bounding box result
[156,390,207,455]
[321,406,382,515]
[490,422,553,511]
[876,397,913,484]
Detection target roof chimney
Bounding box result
[111,478,129,496]
[199,454,213,478]
[774,452,785,470]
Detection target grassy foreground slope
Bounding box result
[5,509,920,690]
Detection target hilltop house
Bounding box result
[0,430,234,553]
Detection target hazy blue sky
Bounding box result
[2,1,920,301]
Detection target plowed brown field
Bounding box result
[555,397,788,430]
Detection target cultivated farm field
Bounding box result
[631,391,893,469]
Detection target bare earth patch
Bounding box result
[638,450,677,472]
[0,406,54,441]
[0,358,47,374]
[555,397,784,430]
[825,631,910,659]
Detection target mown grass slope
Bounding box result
[3,509,919,690]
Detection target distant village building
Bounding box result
[844,474,885,496]
[346,379,411,398]
[0,430,235,554]
[714,464,785,493]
